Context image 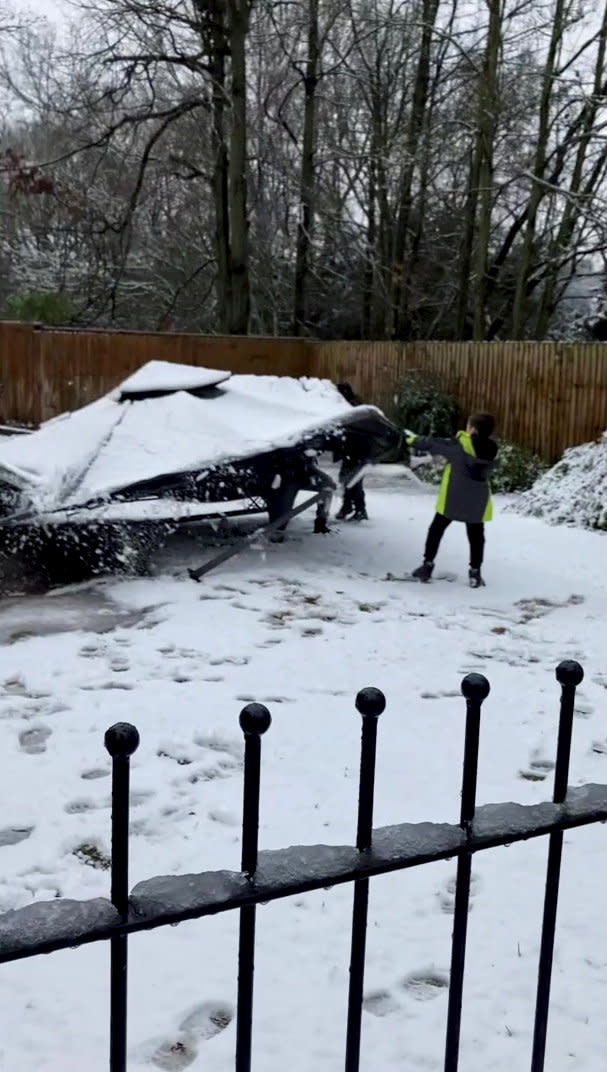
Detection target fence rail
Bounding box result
[0,660,603,1072]
[1,322,606,458]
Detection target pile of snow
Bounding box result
[510,432,607,529]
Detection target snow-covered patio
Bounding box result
[0,468,606,1072]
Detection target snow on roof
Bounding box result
[71,374,363,504]
[509,432,607,529]
[0,365,379,516]
[116,360,232,396]
[0,398,124,500]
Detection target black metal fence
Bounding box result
[1,659,605,1072]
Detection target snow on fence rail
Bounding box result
[0,659,604,1072]
[1,321,607,459]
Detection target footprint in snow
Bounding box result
[362,990,400,1017]
[401,970,449,1001]
[420,689,460,700]
[148,1001,233,1070]
[2,698,65,721]
[235,694,294,705]
[231,600,263,612]
[81,767,110,780]
[65,789,152,814]
[161,735,242,784]
[574,699,594,719]
[209,655,249,667]
[109,655,130,673]
[79,643,104,659]
[157,647,201,660]
[3,673,28,694]
[519,749,555,783]
[188,766,232,784]
[19,725,52,754]
[211,584,248,593]
[65,797,106,815]
[194,733,242,761]
[158,745,194,766]
[0,826,33,846]
[80,681,135,691]
[363,970,449,1017]
[437,872,480,914]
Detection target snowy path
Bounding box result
[0,474,606,1071]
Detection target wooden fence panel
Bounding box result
[0,324,312,425]
[0,321,39,425]
[1,323,606,459]
[312,340,607,460]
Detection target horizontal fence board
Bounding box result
[1,323,606,459]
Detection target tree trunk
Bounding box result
[534,2,607,337]
[455,144,481,339]
[472,0,502,340]
[362,145,377,338]
[293,0,319,336]
[196,0,232,332]
[510,0,568,338]
[228,0,251,334]
[390,0,440,338]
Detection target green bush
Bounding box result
[490,441,548,493]
[4,290,77,325]
[394,369,460,438]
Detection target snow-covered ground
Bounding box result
[0,467,606,1072]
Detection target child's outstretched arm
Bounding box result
[405,432,461,461]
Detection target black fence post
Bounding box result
[530,659,584,1072]
[345,687,386,1072]
[444,673,490,1072]
[236,703,271,1072]
[104,722,140,1072]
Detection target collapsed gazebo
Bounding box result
[0,362,399,583]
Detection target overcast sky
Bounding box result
[16,0,69,23]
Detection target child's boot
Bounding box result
[412,560,434,582]
[469,567,485,588]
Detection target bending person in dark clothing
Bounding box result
[334,383,369,521]
[263,449,335,541]
[406,412,498,587]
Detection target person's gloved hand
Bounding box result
[404,429,418,445]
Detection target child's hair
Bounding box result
[468,412,495,439]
